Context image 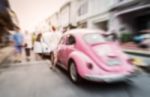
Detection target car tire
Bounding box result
[69,61,82,84]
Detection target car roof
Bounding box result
[64,29,106,37]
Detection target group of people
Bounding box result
[11,27,63,70]
[11,28,35,62]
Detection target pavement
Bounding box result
[0,47,14,65]
[0,54,149,97]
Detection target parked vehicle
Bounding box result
[133,30,150,48]
[41,31,62,58]
[53,29,136,83]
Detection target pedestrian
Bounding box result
[12,28,24,62]
[24,31,32,61]
[33,33,43,60]
[50,26,62,70]
[32,32,36,49]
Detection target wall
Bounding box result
[86,0,115,30]
[59,3,70,28]
[50,13,59,28]
[70,0,79,26]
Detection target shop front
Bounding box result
[109,1,150,51]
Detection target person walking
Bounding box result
[33,33,43,60]
[49,26,62,70]
[12,28,24,62]
[32,32,36,49]
[24,31,32,61]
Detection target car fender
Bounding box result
[68,51,94,77]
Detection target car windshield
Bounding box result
[83,33,107,45]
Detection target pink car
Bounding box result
[54,29,136,83]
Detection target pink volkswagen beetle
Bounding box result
[54,29,136,83]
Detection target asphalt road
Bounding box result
[0,60,150,97]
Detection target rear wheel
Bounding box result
[69,62,82,84]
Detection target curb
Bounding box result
[0,47,14,65]
[123,49,150,57]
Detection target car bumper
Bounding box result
[84,72,137,83]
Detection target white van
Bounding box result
[41,31,62,56]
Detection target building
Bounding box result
[0,0,18,31]
[109,0,150,37]
[57,0,115,31]
[59,2,70,29]
[70,0,79,27]
[76,0,115,31]
[8,10,19,29]
[0,0,19,46]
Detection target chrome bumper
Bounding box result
[84,73,136,83]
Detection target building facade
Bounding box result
[76,0,115,31]
[109,0,150,37]
[59,2,70,29]
[44,0,115,31]
[57,0,115,31]
[38,0,150,40]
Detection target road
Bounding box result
[0,58,150,97]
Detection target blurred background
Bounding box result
[0,0,150,97]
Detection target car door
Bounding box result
[57,36,66,63]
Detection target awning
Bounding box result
[115,4,150,17]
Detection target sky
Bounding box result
[9,0,70,32]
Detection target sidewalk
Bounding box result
[0,47,14,65]
[121,42,150,57]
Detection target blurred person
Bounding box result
[12,28,24,62]
[24,31,32,61]
[33,33,43,60]
[32,32,36,49]
[50,26,62,70]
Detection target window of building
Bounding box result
[78,1,88,16]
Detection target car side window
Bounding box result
[66,35,76,45]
